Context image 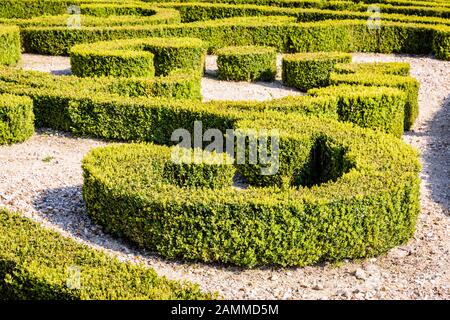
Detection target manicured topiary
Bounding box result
[330,72,419,131]
[282,52,352,91]
[70,37,206,78]
[216,45,277,81]
[0,25,21,66]
[0,94,34,145]
[82,114,420,267]
[0,209,213,299]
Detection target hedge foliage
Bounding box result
[82,114,421,267]
[0,26,21,67]
[282,52,352,91]
[330,71,419,131]
[0,209,213,299]
[70,37,206,78]
[0,94,34,145]
[308,85,406,137]
[216,46,277,81]
[0,66,414,138]
[5,11,447,60]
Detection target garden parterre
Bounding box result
[0,0,448,298]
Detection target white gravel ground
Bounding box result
[1,53,449,299]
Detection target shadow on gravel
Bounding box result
[404,94,450,213]
[51,69,71,76]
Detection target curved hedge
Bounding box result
[282,52,352,91]
[0,94,34,145]
[0,26,21,66]
[0,209,213,299]
[82,114,421,267]
[70,37,206,78]
[216,45,277,81]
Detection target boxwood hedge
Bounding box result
[82,114,421,267]
[0,26,21,67]
[0,209,213,299]
[0,93,34,145]
[70,37,206,78]
[0,66,412,138]
[282,52,352,91]
[216,46,277,82]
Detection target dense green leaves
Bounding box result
[0,26,21,66]
[82,115,421,267]
[0,209,213,299]
[217,46,277,81]
[282,52,352,91]
[0,94,34,144]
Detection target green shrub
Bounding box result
[0,66,413,138]
[0,94,34,145]
[70,37,206,78]
[216,46,277,81]
[334,62,411,76]
[330,72,420,130]
[0,209,213,299]
[282,52,352,91]
[0,26,21,66]
[309,85,406,137]
[82,114,420,267]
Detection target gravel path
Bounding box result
[1,53,449,299]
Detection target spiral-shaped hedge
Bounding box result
[82,114,420,267]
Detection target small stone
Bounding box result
[354,268,367,280]
[312,283,324,290]
[270,274,279,281]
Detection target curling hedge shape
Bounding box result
[282,52,352,91]
[0,94,34,145]
[0,209,213,299]
[216,46,277,81]
[82,114,421,267]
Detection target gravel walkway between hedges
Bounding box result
[1,53,449,299]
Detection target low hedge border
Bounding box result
[0,209,213,299]
[16,16,450,60]
[216,45,277,82]
[0,66,412,138]
[0,25,21,67]
[82,113,420,267]
[333,62,411,76]
[329,71,420,131]
[282,52,352,91]
[70,37,206,78]
[308,85,406,137]
[0,93,34,145]
[0,7,181,27]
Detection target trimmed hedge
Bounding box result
[0,209,213,299]
[0,94,34,145]
[282,52,352,91]
[308,85,406,137]
[216,46,277,81]
[330,72,420,131]
[0,66,414,138]
[82,114,421,267]
[0,26,21,67]
[70,37,206,78]
[14,15,450,59]
[334,62,411,76]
